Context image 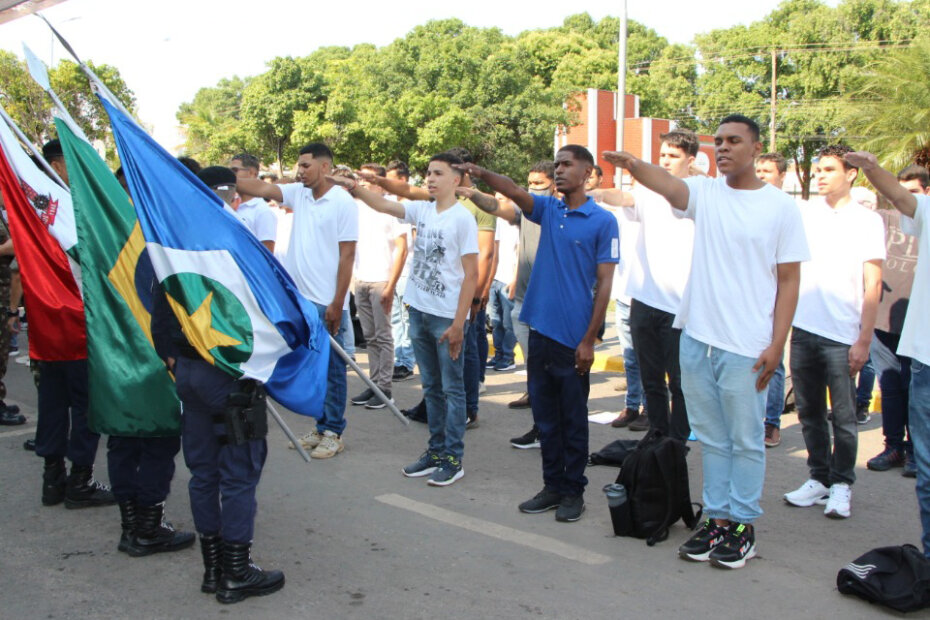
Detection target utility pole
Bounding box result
[615,0,627,188]
[770,48,777,153]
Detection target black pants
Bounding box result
[107,435,181,505]
[630,299,689,441]
[35,359,100,466]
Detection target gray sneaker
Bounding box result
[555,494,585,522]
[402,451,441,478]
[365,390,392,409]
[427,456,464,487]
[518,487,561,513]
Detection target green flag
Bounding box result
[55,119,180,436]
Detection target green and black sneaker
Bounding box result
[709,523,756,569]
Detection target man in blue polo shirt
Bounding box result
[455,145,619,522]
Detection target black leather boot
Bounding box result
[117,501,137,552]
[64,465,116,509]
[41,458,67,506]
[215,542,285,604]
[126,502,196,557]
[200,535,223,593]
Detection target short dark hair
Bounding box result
[361,163,386,177]
[719,114,761,142]
[557,145,595,167]
[757,152,787,174]
[818,144,856,171]
[298,142,334,161]
[898,164,930,188]
[444,147,473,164]
[231,153,260,171]
[386,160,410,179]
[178,156,202,175]
[115,166,125,179]
[429,152,464,169]
[197,166,237,189]
[660,129,700,157]
[42,139,63,162]
[592,165,603,177]
[529,160,555,180]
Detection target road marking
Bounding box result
[0,427,35,438]
[375,493,612,565]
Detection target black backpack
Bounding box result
[837,544,930,612]
[614,431,701,546]
[588,439,640,467]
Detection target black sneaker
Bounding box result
[904,449,917,478]
[403,401,428,424]
[709,523,756,569]
[392,366,413,381]
[351,389,375,406]
[365,390,392,409]
[518,487,561,513]
[856,402,871,425]
[510,426,540,449]
[402,451,442,478]
[466,411,479,430]
[555,494,585,522]
[679,519,730,562]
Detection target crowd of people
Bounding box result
[2,109,929,606]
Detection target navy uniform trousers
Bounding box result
[35,359,100,466]
[175,356,267,544]
[107,435,180,505]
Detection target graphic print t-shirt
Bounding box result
[402,200,479,319]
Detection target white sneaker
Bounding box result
[310,430,344,459]
[784,479,830,507]
[478,382,487,395]
[289,429,322,451]
[824,483,851,519]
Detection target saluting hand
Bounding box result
[602,151,637,170]
[844,151,878,171]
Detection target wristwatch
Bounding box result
[6,309,17,318]
[472,297,481,305]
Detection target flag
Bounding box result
[99,97,330,418]
[55,118,180,436]
[0,107,85,361]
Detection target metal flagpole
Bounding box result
[0,101,66,188]
[267,402,312,463]
[329,334,410,427]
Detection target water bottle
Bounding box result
[603,483,632,536]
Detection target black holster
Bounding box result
[220,380,268,445]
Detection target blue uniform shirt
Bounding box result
[520,194,620,349]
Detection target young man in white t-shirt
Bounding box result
[328,153,478,487]
[783,145,884,519]
[844,151,930,559]
[235,143,358,460]
[607,114,810,569]
[596,130,698,439]
[349,163,408,409]
[487,215,520,371]
[229,153,277,253]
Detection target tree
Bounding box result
[176,76,251,164]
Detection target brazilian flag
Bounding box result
[56,119,180,436]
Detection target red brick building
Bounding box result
[555,89,716,188]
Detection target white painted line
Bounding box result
[0,427,35,438]
[375,493,612,566]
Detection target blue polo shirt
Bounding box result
[520,194,620,349]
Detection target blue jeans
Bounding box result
[408,308,466,459]
[909,359,930,559]
[391,285,415,371]
[488,281,517,364]
[464,311,484,415]
[528,331,590,497]
[614,302,644,410]
[764,362,786,428]
[856,355,875,407]
[876,330,910,451]
[680,332,767,524]
[313,303,348,435]
[790,328,857,486]
[340,306,355,358]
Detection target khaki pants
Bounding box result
[355,281,395,390]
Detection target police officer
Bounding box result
[151,166,283,604]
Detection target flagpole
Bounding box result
[267,402,312,463]
[329,335,410,427]
[0,102,67,189]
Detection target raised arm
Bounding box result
[326,175,406,219]
[452,164,534,214]
[845,151,917,218]
[454,186,520,222]
[356,169,431,201]
[602,151,689,210]
[236,178,283,203]
[589,188,635,208]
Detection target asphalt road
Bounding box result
[0,334,918,619]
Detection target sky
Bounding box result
[0,0,834,151]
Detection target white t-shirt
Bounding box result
[279,183,358,308]
[793,199,885,345]
[403,200,479,319]
[494,217,520,285]
[674,176,811,358]
[602,202,639,305]
[270,205,292,262]
[899,195,930,365]
[355,200,402,283]
[624,185,694,313]
[236,197,278,243]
